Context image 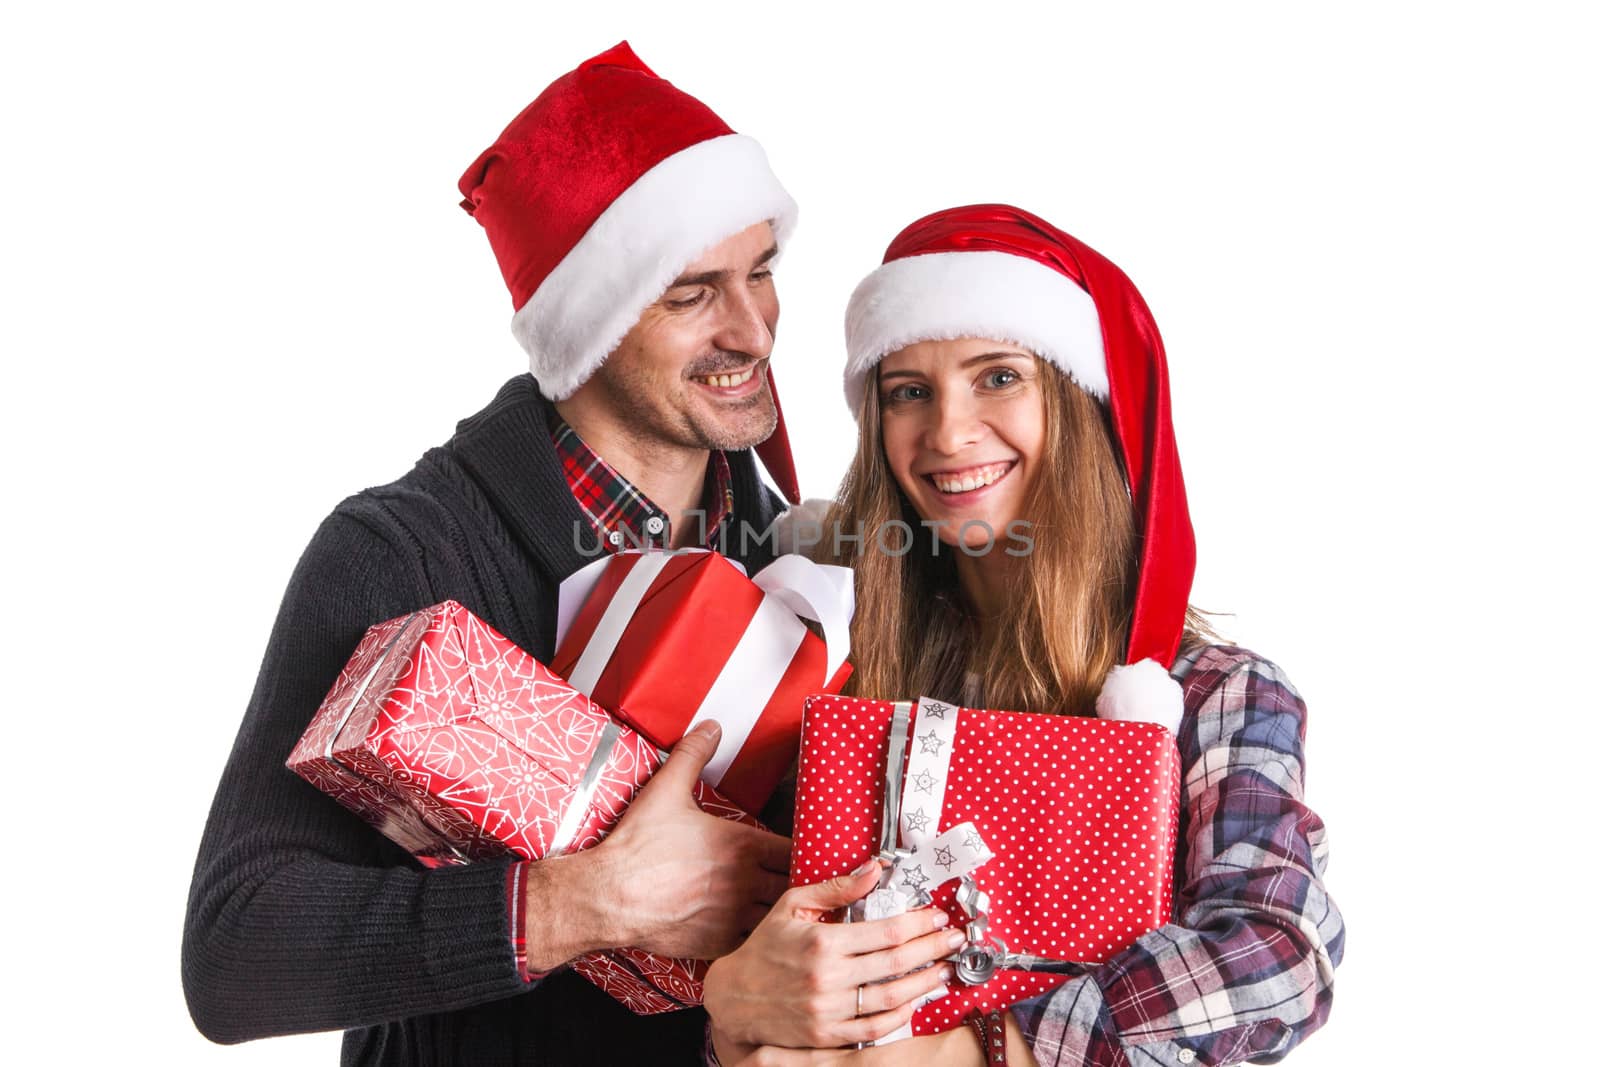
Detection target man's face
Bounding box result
[588,222,780,453]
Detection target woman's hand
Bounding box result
[715,1020,1033,1067]
[704,861,968,1051]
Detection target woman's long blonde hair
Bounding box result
[819,360,1211,716]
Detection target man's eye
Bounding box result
[750,269,774,285]
[663,289,706,310]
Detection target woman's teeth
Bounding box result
[930,463,1012,494]
[695,367,755,388]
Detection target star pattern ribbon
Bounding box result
[869,698,994,921]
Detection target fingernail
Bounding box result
[694,720,723,741]
[940,966,954,983]
[932,910,949,928]
[850,859,878,876]
[947,930,967,948]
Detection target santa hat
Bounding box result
[458,41,802,502]
[843,204,1196,731]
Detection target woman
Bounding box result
[704,205,1344,1065]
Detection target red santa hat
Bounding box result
[458,41,802,502]
[843,204,1196,730]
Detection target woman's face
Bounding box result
[878,338,1047,552]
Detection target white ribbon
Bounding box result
[868,697,992,1047]
[864,698,993,920]
[554,549,854,787]
[682,595,808,787]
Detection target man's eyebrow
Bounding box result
[666,245,780,289]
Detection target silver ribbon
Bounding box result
[547,719,625,857]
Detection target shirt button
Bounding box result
[606,530,624,546]
[1176,1050,1196,1064]
[645,516,665,535]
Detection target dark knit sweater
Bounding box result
[182,375,786,1065]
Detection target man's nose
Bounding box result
[711,284,776,360]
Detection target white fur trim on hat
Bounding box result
[843,250,1107,417]
[770,497,834,556]
[1094,658,1184,734]
[512,133,799,401]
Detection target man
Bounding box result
[182,42,802,1064]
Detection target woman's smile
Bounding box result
[923,459,1017,498]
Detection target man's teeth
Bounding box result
[696,367,755,388]
[931,463,1011,494]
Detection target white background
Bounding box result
[4,2,1595,1063]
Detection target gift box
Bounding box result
[552,550,854,813]
[287,600,760,1014]
[790,694,1181,1038]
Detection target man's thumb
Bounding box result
[652,720,723,788]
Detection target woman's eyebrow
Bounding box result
[961,350,1030,367]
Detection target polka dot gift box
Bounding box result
[287,599,759,1015]
[790,693,1181,1037]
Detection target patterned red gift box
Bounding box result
[286,600,757,1014]
[551,550,853,813]
[790,694,1181,1038]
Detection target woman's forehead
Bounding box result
[880,338,1036,374]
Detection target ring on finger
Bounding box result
[856,983,865,1018]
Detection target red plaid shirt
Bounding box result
[549,408,735,553]
[507,409,737,981]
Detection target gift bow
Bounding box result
[554,549,855,792]
[856,698,994,921]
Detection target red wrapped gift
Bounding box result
[552,550,853,813]
[286,600,758,1014]
[790,694,1181,1038]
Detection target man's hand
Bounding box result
[704,862,965,1050]
[589,720,792,958]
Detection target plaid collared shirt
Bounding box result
[549,409,735,552]
[1010,645,1345,1065]
[507,410,739,982]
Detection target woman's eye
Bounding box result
[983,368,1022,388]
[884,383,930,404]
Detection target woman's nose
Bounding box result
[925,393,985,455]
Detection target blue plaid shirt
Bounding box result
[1010,645,1345,1065]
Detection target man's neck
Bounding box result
[554,401,709,550]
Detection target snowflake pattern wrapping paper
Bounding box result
[551,550,853,813]
[790,694,1182,1036]
[286,600,758,1014]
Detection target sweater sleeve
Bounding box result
[1009,652,1345,1066]
[182,509,528,1043]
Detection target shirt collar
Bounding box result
[547,407,734,552]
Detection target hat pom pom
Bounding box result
[771,498,835,556]
[1095,658,1184,733]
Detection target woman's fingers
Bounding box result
[833,906,951,954]
[855,961,952,1017]
[851,925,968,986]
[783,862,885,919]
[833,995,924,1048]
